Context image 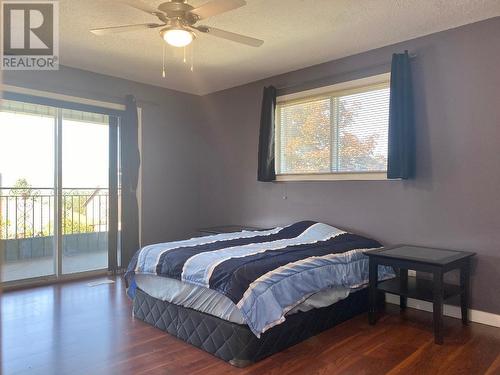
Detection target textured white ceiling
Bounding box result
[60,0,500,95]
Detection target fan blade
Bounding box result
[190,0,246,20]
[114,0,161,15]
[90,23,163,35]
[195,26,263,47]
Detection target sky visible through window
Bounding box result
[0,111,109,189]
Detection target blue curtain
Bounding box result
[120,95,140,268]
[257,86,277,182]
[387,51,416,179]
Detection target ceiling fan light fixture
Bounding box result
[161,27,195,47]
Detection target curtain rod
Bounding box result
[275,52,417,93]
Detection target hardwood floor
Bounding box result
[1,277,499,375]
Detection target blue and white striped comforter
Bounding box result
[125,221,394,337]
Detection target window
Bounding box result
[275,74,390,181]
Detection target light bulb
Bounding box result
[162,29,194,48]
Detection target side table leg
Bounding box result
[433,269,444,344]
[400,268,408,310]
[369,259,378,325]
[460,260,470,325]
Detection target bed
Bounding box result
[125,221,393,367]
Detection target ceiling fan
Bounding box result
[90,0,264,48]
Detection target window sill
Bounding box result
[275,172,393,182]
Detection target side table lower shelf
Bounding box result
[377,277,463,303]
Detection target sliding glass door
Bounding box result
[0,101,56,282]
[61,110,110,274]
[0,99,119,283]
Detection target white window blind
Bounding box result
[276,79,390,176]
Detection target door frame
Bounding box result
[0,85,135,288]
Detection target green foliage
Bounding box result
[61,190,97,235]
[10,178,40,198]
[7,179,41,238]
[62,219,95,235]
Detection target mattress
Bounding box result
[135,274,354,325]
[133,286,376,367]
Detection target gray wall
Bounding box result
[198,17,500,314]
[3,66,202,246]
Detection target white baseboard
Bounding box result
[385,293,500,328]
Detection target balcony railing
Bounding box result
[0,187,109,262]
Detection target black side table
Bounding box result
[366,245,475,344]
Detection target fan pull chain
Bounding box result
[190,44,194,72]
[183,46,187,64]
[162,44,166,78]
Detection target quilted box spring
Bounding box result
[133,287,370,367]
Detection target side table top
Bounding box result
[365,245,475,266]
